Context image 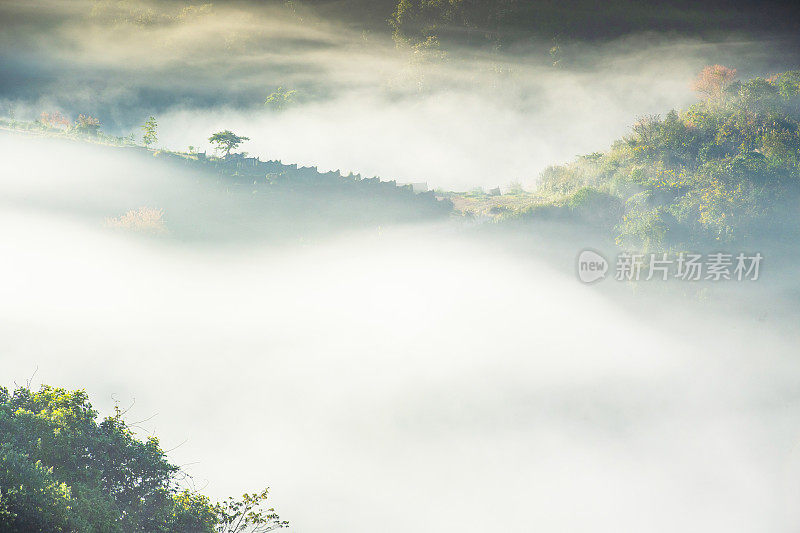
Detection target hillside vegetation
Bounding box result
[302,0,800,48]
[0,118,453,241]
[7,69,800,253]
[498,68,800,251]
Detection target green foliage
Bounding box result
[215,488,288,533]
[512,69,800,250]
[389,0,514,46]
[0,443,73,533]
[0,385,286,533]
[564,187,623,227]
[264,87,297,112]
[209,130,250,157]
[385,0,791,48]
[616,201,688,251]
[169,491,217,532]
[142,116,158,147]
[73,114,101,136]
[515,186,621,229]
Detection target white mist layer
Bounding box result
[3,134,800,532]
[158,79,684,192]
[152,34,786,190]
[155,38,711,191]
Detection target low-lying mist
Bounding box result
[3,134,800,532]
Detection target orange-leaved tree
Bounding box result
[692,65,737,99]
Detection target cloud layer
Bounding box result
[3,133,800,532]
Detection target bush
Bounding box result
[564,187,623,229]
[0,385,286,533]
[0,444,73,533]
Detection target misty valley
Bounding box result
[2,1,800,532]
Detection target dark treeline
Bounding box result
[303,0,800,46]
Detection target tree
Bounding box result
[142,116,158,148]
[388,0,511,46]
[39,112,69,130]
[208,130,250,157]
[692,65,737,99]
[0,444,73,533]
[73,114,100,135]
[630,114,661,145]
[0,385,287,533]
[264,87,297,111]
[215,489,288,533]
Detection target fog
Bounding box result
[3,133,800,531]
[2,0,799,189]
[4,1,800,530]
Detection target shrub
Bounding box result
[0,385,287,533]
[73,115,101,135]
[105,207,167,234]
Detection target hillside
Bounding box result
[0,122,453,242]
[482,69,800,252]
[8,69,800,253]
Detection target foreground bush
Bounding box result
[0,385,286,533]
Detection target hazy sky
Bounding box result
[2,0,799,189]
